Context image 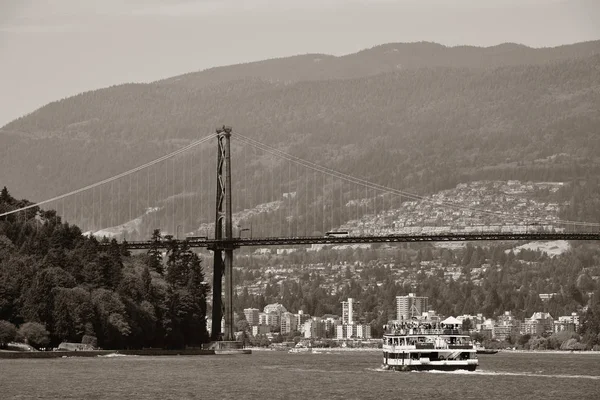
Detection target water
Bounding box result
[1,351,599,399]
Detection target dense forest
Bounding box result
[0,187,209,350]
[1,42,599,238]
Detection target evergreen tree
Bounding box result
[147,229,164,275]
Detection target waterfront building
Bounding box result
[529,312,554,333]
[492,311,520,340]
[280,312,298,335]
[264,303,288,315]
[295,310,311,327]
[322,315,339,338]
[336,324,354,339]
[555,312,579,332]
[259,312,279,328]
[335,323,371,339]
[303,318,324,339]
[342,298,356,325]
[252,325,271,336]
[456,314,485,327]
[356,324,372,339]
[244,308,260,326]
[522,319,544,336]
[396,293,428,320]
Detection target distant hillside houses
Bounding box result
[342,180,566,237]
[239,299,372,341]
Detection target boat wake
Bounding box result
[365,366,393,373]
[97,353,132,358]
[421,369,600,380]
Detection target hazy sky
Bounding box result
[0,0,598,127]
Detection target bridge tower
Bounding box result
[209,125,236,342]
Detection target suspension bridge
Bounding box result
[2,125,600,344]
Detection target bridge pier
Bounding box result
[209,126,236,343]
[210,250,223,341]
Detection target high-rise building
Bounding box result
[342,298,356,325]
[244,308,260,326]
[302,318,325,339]
[356,324,372,339]
[280,312,298,335]
[396,293,428,320]
[295,310,311,327]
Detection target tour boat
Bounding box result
[382,318,478,371]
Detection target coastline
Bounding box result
[247,347,600,355]
[0,348,231,359]
[496,349,600,355]
[248,347,381,352]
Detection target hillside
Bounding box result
[1,41,600,237]
[159,40,600,89]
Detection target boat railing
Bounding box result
[387,328,463,335]
[448,344,473,350]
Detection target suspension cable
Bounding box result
[0,134,215,217]
[235,134,600,228]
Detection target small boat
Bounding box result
[289,343,312,353]
[475,343,498,355]
[382,319,478,371]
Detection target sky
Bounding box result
[0,0,598,127]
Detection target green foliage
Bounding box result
[0,190,208,349]
[579,303,600,349]
[17,322,50,349]
[81,334,98,349]
[0,319,17,346]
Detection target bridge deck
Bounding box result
[117,232,600,250]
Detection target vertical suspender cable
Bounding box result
[165,158,168,233]
[147,168,150,235]
[183,153,186,234]
[270,159,274,236]
[110,181,114,228]
[129,174,132,226]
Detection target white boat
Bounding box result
[288,343,312,353]
[288,347,311,353]
[382,319,478,371]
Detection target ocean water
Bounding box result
[1,351,599,399]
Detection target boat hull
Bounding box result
[385,364,477,372]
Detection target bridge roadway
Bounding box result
[119,232,600,250]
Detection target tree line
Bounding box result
[0,187,209,350]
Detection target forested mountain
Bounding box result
[160,40,600,89]
[1,41,600,237]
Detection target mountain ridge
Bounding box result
[155,40,600,90]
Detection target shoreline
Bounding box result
[495,349,600,355]
[247,347,600,355]
[0,348,252,359]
